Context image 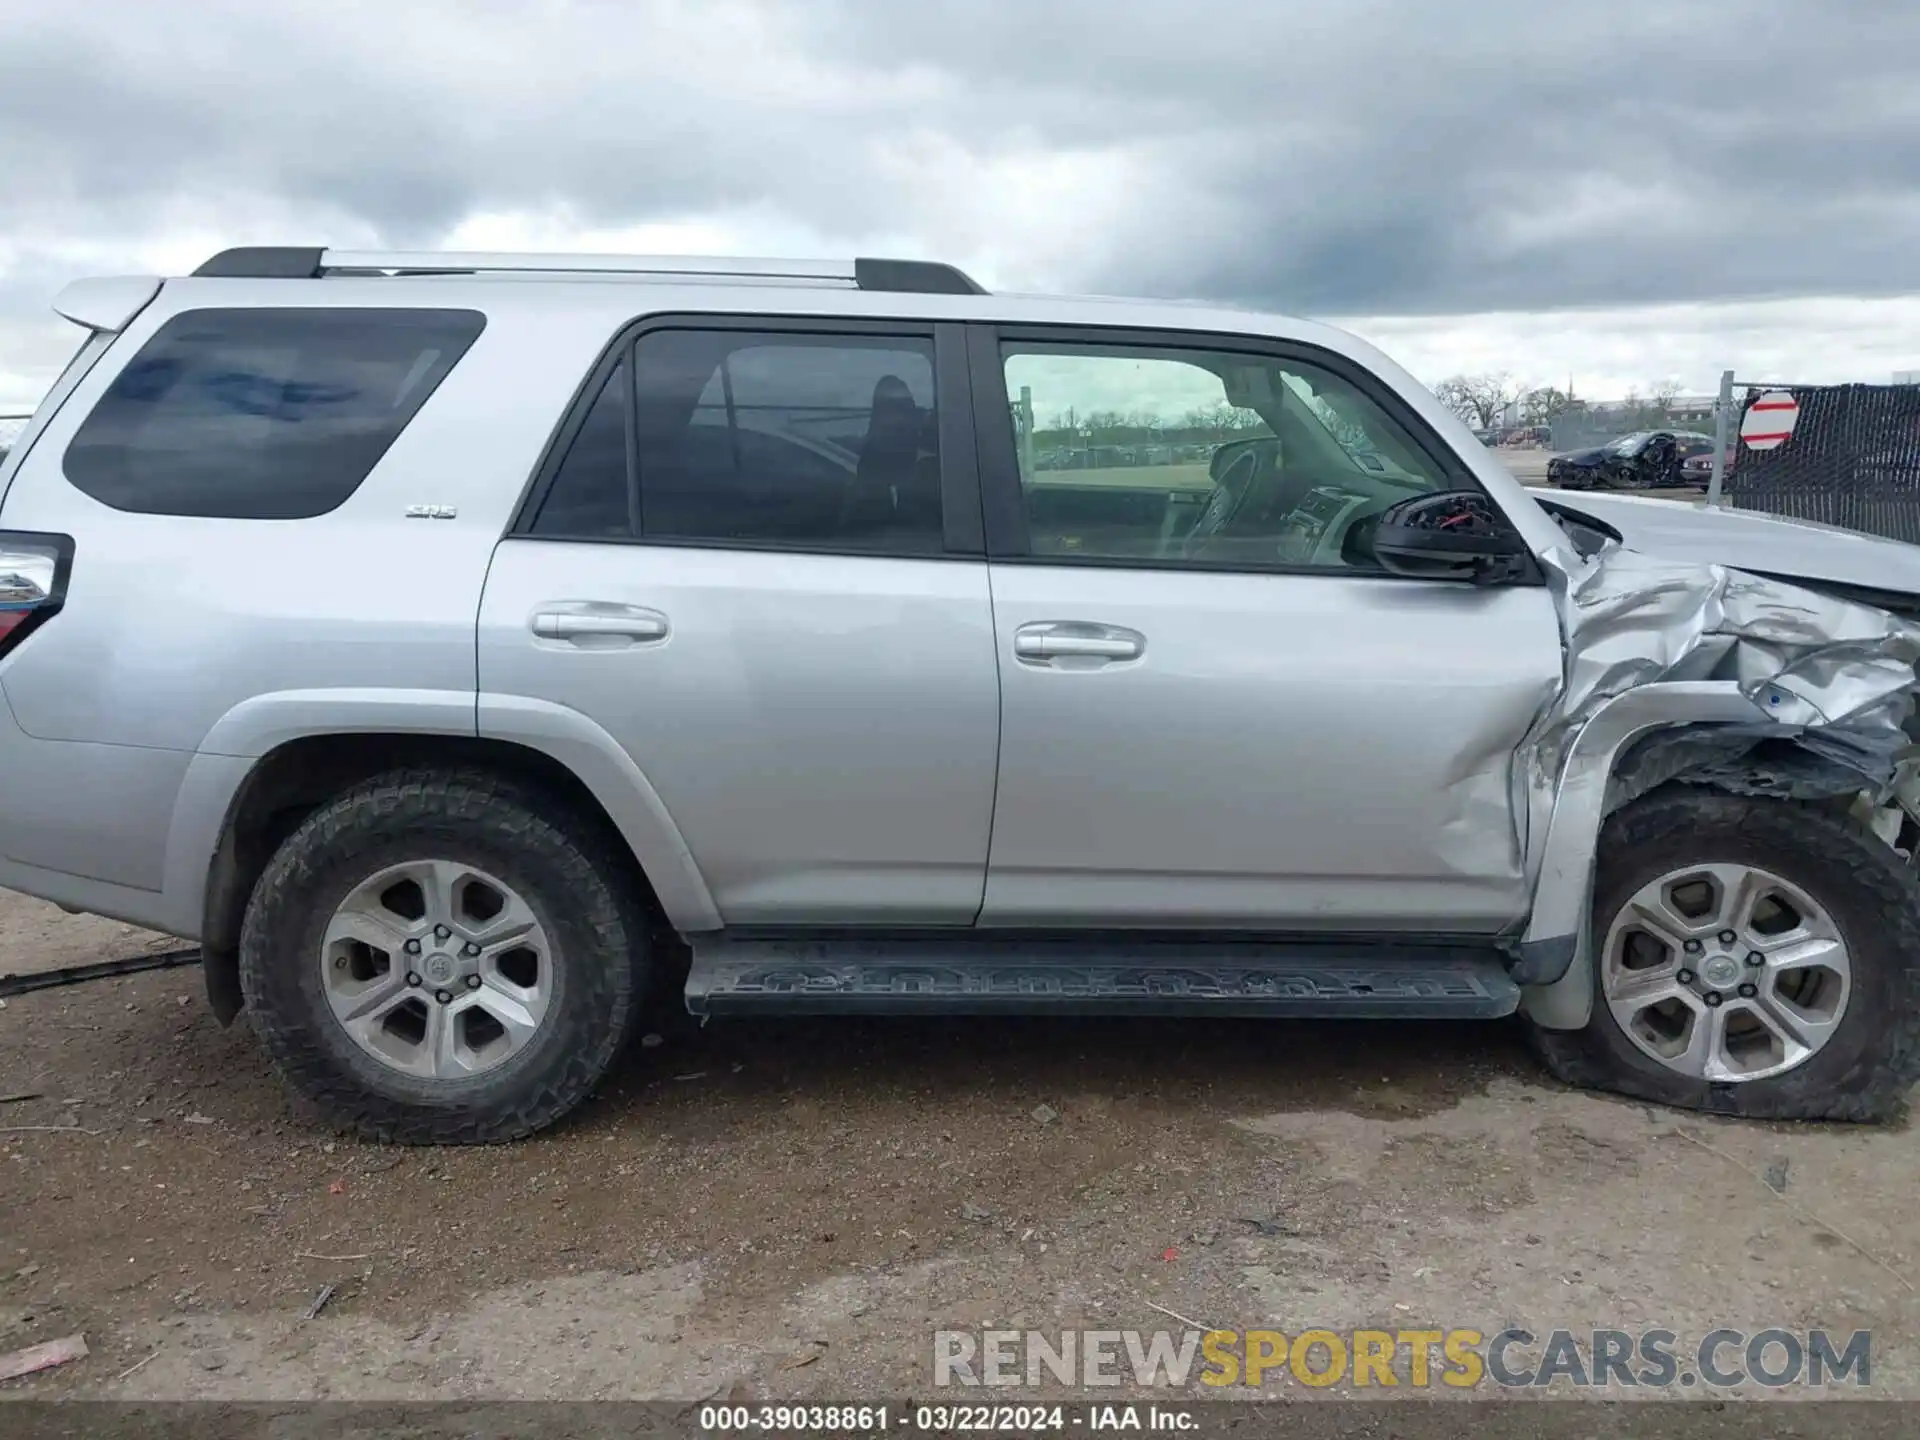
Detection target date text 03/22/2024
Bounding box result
[698,1405,1194,1432]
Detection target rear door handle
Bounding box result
[1012,621,1145,665]
[531,604,670,645]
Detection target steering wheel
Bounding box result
[1183,448,1261,557]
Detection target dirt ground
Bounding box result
[1,887,1916,1404]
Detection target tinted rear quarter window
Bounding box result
[531,360,631,537]
[64,307,485,519]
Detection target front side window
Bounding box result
[65,308,484,519]
[1003,343,1453,570]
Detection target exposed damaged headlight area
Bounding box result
[1549,548,1920,813]
[1558,549,1920,736]
[1551,552,1920,814]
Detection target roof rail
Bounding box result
[321,251,858,282]
[852,258,985,295]
[193,246,326,279]
[190,247,987,295]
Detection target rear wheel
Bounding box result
[1526,789,1920,1121]
[240,769,648,1143]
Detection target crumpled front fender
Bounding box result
[1516,683,1773,1028]
[1514,543,1920,1030]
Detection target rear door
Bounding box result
[970,323,1565,932]
[479,317,1001,926]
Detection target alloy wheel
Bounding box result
[1600,862,1850,1082]
[319,859,555,1080]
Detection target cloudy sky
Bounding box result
[3,0,1917,412]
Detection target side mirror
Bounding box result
[1349,490,1532,584]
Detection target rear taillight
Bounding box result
[0,532,72,661]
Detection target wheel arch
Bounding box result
[199,725,717,1023]
[1518,682,1792,1029]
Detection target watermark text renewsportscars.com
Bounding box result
[933,1327,1871,1391]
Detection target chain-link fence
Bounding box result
[1717,381,1920,545]
[1548,415,1622,453]
[1545,398,1719,455]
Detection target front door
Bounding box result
[971,326,1565,932]
[480,318,1000,925]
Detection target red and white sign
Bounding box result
[1740,391,1800,451]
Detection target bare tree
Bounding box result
[1519,386,1576,427]
[1432,372,1519,430]
[1615,387,1672,432]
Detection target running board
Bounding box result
[683,937,1520,1019]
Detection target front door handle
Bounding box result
[531,604,670,645]
[1012,621,1146,666]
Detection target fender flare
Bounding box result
[190,687,721,933]
[196,686,482,757]
[1518,681,1774,1030]
[477,692,721,931]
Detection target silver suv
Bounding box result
[3,247,1919,1142]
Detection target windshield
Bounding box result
[1606,431,1653,456]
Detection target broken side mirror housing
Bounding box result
[1356,490,1533,584]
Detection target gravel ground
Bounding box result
[1,888,1916,1405]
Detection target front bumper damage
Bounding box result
[1514,542,1920,1028]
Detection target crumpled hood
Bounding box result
[1526,486,1920,598]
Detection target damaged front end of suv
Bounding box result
[1510,523,1920,1116]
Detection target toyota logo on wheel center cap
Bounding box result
[1701,954,1743,990]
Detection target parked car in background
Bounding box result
[1499,425,1550,448]
[1680,445,1734,485]
[1549,430,1718,490]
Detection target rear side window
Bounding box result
[531,360,631,537]
[529,327,943,555]
[64,308,485,519]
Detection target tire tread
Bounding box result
[239,767,647,1144]
[1527,787,1920,1122]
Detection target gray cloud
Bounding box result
[1,0,1917,401]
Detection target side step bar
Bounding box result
[685,936,1520,1020]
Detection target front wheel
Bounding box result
[240,769,649,1143]
[1526,789,1920,1121]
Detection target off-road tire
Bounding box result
[1525,788,1920,1122]
[240,768,648,1143]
